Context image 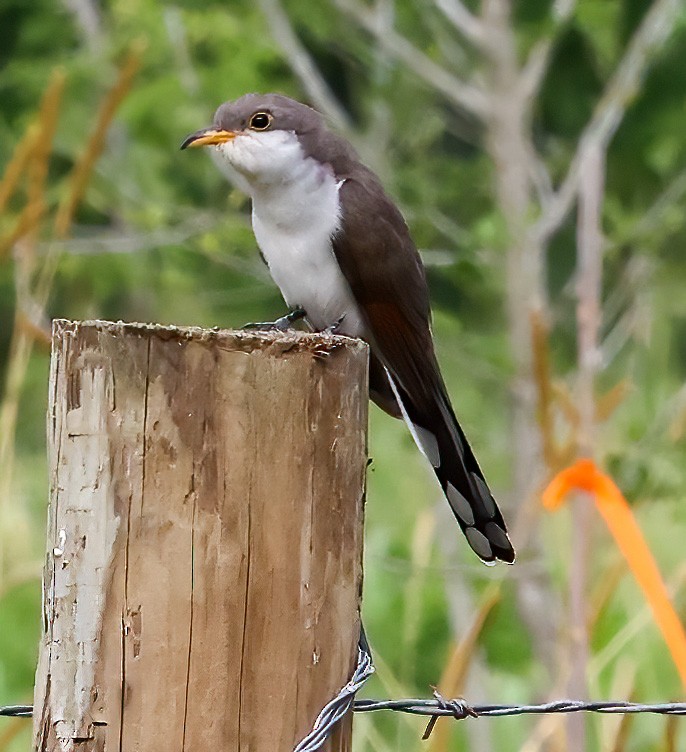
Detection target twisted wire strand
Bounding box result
[3,634,685,752]
[353,698,686,717]
[293,629,375,752]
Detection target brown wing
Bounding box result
[332,170,439,407]
[332,172,515,564]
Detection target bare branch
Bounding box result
[520,0,577,105]
[433,0,489,49]
[61,0,102,51]
[552,0,578,21]
[526,141,555,209]
[519,0,578,101]
[333,0,491,119]
[163,7,200,95]
[39,214,219,254]
[536,0,683,243]
[624,167,686,244]
[563,142,606,747]
[257,0,353,132]
[519,39,553,102]
[576,146,605,459]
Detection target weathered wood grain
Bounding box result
[33,320,368,752]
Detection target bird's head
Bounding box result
[181,93,326,184]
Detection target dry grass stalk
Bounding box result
[532,312,628,474]
[531,312,630,483]
[530,309,572,475]
[597,659,636,752]
[0,123,41,217]
[0,202,47,262]
[401,509,436,684]
[15,311,51,351]
[53,40,144,238]
[664,713,679,752]
[0,70,66,262]
[365,649,423,739]
[608,702,634,752]
[23,69,67,251]
[1,54,137,583]
[595,380,632,423]
[587,558,627,632]
[531,310,556,468]
[426,585,500,751]
[0,716,27,751]
[0,70,67,582]
[0,325,36,583]
[520,711,567,752]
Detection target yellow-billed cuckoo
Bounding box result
[182,93,514,564]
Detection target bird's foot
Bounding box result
[322,314,346,335]
[242,306,307,332]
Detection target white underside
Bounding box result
[253,199,366,337]
[218,131,367,338]
[251,173,366,337]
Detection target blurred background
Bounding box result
[1,0,686,750]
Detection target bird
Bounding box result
[181,93,514,564]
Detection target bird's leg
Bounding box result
[242,306,307,331]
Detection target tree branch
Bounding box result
[258,0,353,132]
[520,0,577,102]
[61,0,102,52]
[535,0,682,243]
[432,0,489,49]
[333,0,491,119]
[163,7,200,95]
[624,167,686,245]
[526,141,555,209]
[564,141,606,746]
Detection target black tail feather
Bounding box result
[385,369,515,564]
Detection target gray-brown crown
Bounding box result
[213,93,361,177]
[213,93,324,135]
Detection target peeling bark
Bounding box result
[33,320,368,752]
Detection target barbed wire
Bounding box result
[353,698,686,717]
[0,705,32,718]
[355,696,686,741]
[294,629,375,752]
[2,631,684,751]
[4,699,685,722]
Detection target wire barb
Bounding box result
[422,688,477,739]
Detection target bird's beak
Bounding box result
[180,127,236,150]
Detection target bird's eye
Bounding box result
[249,112,272,131]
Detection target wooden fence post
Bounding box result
[32,319,368,752]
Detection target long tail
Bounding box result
[385,368,515,564]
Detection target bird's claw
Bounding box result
[322,314,346,335]
[242,306,307,332]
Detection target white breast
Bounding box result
[249,150,367,338]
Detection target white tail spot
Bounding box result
[384,368,440,468]
[484,521,511,549]
[446,483,475,526]
[465,527,493,561]
[470,472,498,518]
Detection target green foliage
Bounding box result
[0,582,39,701]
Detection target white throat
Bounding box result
[220,131,366,337]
